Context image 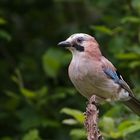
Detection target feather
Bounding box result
[101,56,134,95]
[103,67,134,96]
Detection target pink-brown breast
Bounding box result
[68,54,120,101]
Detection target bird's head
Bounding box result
[58,33,99,54]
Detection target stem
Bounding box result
[84,95,104,140]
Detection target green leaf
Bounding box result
[129,61,140,68]
[5,90,20,99]
[42,48,69,78]
[121,16,140,24]
[122,123,140,136]
[18,108,46,130]
[62,119,78,125]
[132,0,140,14]
[70,129,86,139]
[0,30,11,41]
[20,88,36,99]
[109,131,122,139]
[36,86,48,97]
[100,117,115,133]
[118,120,136,131]
[22,129,41,140]
[3,90,20,110]
[116,53,140,60]
[104,105,122,117]
[109,121,140,138]
[1,136,13,140]
[90,25,113,35]
[0,18,7,25]
[61,108,84,123]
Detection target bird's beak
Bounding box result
[58,41,71,48]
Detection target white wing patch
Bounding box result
[118,89,130,101]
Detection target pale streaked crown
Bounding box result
[66,33,94,43]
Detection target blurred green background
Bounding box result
[0,0,140,140]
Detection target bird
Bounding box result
[58,33,140,116]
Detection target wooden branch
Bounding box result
[84,95,104,140]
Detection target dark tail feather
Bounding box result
[124,96,140,116]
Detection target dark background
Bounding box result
[0,0,140,140]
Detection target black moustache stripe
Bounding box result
[73,44,84,52]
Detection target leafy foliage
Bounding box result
[0,0,140,140]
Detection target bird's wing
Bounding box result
[101,56,134,96]
[101,57,140,116]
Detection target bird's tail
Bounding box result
[124,96,140,116]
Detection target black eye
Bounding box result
[76,37,84,43]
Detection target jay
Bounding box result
[58,33,140,116]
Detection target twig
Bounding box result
[84,95,104,140]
